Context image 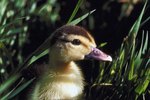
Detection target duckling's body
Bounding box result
[29,25,112,100]
[31,62,83,100]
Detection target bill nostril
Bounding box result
[93,49,100,55]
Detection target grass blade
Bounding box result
[67,0,84,24]
[68,9,96,25]
[135,69,150,95]
[8,78,35,99]
[128,0,147,37]
[0,74,19,94]
[27,49,49,66]
[124,0,147,55]
[1,78,24,100]
[17,36,51,72]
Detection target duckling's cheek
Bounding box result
[82,46,92,56]
[67,48,85,61]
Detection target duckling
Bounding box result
[29,25,112,100]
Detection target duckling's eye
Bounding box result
[71,39,81,45]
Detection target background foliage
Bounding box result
[0,0,149,99]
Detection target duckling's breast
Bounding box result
[32,62,84,100]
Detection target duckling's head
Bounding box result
[49,25,112,63]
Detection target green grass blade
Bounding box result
[128,0,147,37]
[27,49,49,66]
[7,78,35,99]
[18,36,51,72]
[128,55,135,80]
[118,49,125,76]
[141,16,150,27]
[124,0,147,54]
[135,78,150,95]
[0,74,19,94]
[67,0,84,24]
[1,78,24,100]
[98,42,107,48]
[68,9,96,25]
[123,0,147,80]
[135,31,148,70]
[134,31,144,68]
[142,31,148,55]
[135,69,150,95]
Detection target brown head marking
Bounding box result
[50,25,94,46]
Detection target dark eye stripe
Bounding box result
[59,38,81,46]
[59,38,71,42]
[52,36,82,46]
[50,37,70,46]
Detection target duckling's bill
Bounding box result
[85,47,112,61]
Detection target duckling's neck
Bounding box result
[36,54,84,99]
[48,59,71,72]
[48,51,75,73]
[48,59,83,83]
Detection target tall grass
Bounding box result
[89,0,150,99]
[0,0,149,99]
[0,0,60,99]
